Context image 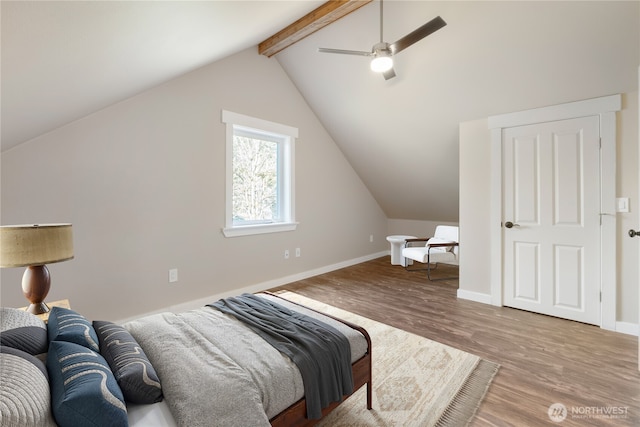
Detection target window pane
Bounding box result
[222,110,297,237]
[232,135,278,224]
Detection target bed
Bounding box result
[0,292,372,427]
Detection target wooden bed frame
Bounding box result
[265,292,373,427]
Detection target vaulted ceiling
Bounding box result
[2,1,639,222]
[0,0,325,149]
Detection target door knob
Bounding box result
[629,229,640,238]
[505,221,520,229]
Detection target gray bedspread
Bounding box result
[210,294,353,420]
[123,294,367,427]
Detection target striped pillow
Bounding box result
[93,320,163,404]
[47,340,128,427]
[0,307,48,355]
[47,306,100,352]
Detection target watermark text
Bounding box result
[548,403,629,423]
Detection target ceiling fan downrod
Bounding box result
[379,0,384,43]
[370,0,393,73]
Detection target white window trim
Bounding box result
[221,110,298,237]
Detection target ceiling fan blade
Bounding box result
[318,47,373,57]
[383,67,396,80]
[389,16,446,55]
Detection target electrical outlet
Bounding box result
[284,250,290,259]
[295,248,301,257]
[369,234,374,243]
[169,268,178,283]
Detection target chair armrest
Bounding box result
[427,242,459,248]
[427,242,458,255]
[404,238,431,247]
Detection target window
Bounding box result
[222,110,298,237]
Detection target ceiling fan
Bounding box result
[318,0,446,80]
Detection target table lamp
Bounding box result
[0,224,74,314]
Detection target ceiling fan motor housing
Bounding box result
[371,42,393,72]
[372,42,392,56]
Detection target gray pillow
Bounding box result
[0,345,56,426]
[93,320,163,404]
[0,307,48,355]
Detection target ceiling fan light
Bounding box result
[370,55,393,73]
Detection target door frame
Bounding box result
[488,94,621,330]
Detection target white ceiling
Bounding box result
[277,1,639,221]
[2,1,639,222]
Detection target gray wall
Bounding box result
[0,48,389,321]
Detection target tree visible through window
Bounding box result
[232,133,278,224]
[222,110,298,237]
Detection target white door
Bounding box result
[502,116,601,325]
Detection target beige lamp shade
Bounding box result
[0,224,74,268]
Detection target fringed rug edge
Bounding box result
[435,358,500,427]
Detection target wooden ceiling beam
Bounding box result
[259,0,372,58]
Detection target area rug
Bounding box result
[277,291,499,427]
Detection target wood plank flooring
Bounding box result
[270,256,640,426]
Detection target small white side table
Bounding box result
[386,235,417,266]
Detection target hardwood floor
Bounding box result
[270,256,640,426]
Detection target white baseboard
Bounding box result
[615,321,639,336]
[456,290,639,337]
[456,289,493,305]
[118,255,640,340]
[117,251,388,324]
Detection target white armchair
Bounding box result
[401,225,459,280]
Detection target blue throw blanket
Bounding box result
[209,294,353,419]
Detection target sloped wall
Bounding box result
[0,48,388,320]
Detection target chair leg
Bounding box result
[427,262,459,281]
[404,262,430,272]
[404,253,459,281]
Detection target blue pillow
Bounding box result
[93,320,163,404]
[47,340,128,427]
[47,306,99,352]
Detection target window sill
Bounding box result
[222,222,298,237]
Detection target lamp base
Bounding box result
[22,265,51,316]
[25,302,50,315]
